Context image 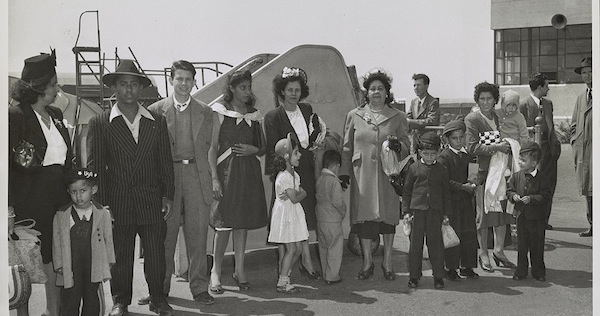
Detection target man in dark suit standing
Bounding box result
[406,73,440,153]
[519,73,561,230]
[88,60,175,316]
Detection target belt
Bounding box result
[173,158,195,164]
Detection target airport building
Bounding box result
[491,0,592,117]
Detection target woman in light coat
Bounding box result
[340,68,409,280]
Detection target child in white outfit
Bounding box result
[268,133,309,293]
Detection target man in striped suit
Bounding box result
[88,60,175,316]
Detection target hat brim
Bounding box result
[442,127,463,135]
[102,72,152,87]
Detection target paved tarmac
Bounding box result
[19,145,592,315]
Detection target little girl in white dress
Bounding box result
[268,133,309,293]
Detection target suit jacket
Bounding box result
[506,171,552,220]
[406,93,440,133]
[315,170,346,223]
[437,148,473,201]
[402,160,452,215]
[264,103,315,175]
[340,105,410,225]
[52,202,115,288]
[87,105,174,225]
[8,103,73,207]
[148,97,215,205]
[464,110,499,173]
[519,96,561,158]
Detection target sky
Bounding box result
[7,0,493,101]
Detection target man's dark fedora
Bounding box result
[574,57,592,74]
[102,59,151,87]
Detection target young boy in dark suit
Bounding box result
[506,140,552,281]
[402,131,452,289]
[437,120,479,281]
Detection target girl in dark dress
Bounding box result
[209,70,268,293]
[9,50,72,316]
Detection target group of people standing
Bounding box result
[8,48,592,316]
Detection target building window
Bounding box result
[494,24,591,85]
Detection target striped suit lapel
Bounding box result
[133,117,155,172]
[107,117,137,159]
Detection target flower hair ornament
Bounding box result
[281,67,308,84]
[362,67,393,85]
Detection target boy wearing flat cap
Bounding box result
[437,120,479,281]
[53,168,115,316]
[402,131,452,289]
[506,140,552,282]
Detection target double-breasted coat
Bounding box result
[340,105,410,225]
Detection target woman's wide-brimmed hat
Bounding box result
[102,59,151,87]
[574,57,592,74]
[20,49,57,83]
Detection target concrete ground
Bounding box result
[19,144,592,315]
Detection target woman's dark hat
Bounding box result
[102,59,151,87]
[21,49,57,82]
[519,140,541,155]
[442,120,466,136]
[574,57,592,74]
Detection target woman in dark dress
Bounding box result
[264,67,321,278]
[9,50,72,316]
[209,70,268,292]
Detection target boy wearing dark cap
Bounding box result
[506,141,552,281]
[402,131,452,289]
[53,168,115,316]
[437,120,479,281]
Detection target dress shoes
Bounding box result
[459,268,480,279]
[445,269,461,281]
[408,278,419,288]
[579,229,592,237]
[232,274,251,290]
[381,264,396,281]
[149,301,174,316]
[545,224,553,230]
[109,303,128,316]
[434,278,445,289]
[512,275,525,281]
[534,276,546,282]
[193,291,215,305]
[357,263,375,280]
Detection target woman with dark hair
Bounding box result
[9,50,73,316]
[340,68,410,280]
[464,81,516,273]
[209,70,268,292]
[264,67,322,279]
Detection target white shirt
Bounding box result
[172,94,191,112]
[448,146,468,155]
[109,103,155,143]
[285,106,309,149]
[33,111,67,166]
[527,168,538,177]
[530,93,542,107]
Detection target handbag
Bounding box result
[12,140,42,168]
[441,224,460,249]
[479,130,501,145]
[9,265,31,310]
[9,220,48,284]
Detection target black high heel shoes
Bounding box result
[357,263,375,280]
